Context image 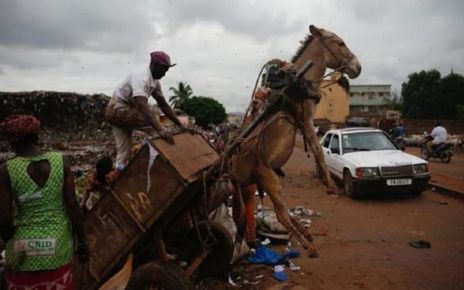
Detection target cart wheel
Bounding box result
[191,221,234,280]
[126,261,192,290]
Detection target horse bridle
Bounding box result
[318,36,356,83]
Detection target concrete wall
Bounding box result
[315,80,350,123]
[400,119,464,135]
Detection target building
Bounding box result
[315,73,350,124]
[349,84,392,117]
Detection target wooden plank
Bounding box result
[150,133,219,182]
[84,192,142,282]
[112,146,185,228]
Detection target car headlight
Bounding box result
[413,163,428,174]
[355,167,380,179]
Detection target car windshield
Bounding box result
[342,132,397,153]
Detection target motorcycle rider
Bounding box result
[391,122,405,147]
[427,121,448,154]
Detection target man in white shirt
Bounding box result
[105,51,189,170]
[427,121,448,153]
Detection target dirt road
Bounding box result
[213,138,464,290]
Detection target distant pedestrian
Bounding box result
[0,115,88,289]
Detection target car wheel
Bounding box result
[343,170,356,198]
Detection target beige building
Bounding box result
[315,75,350,123]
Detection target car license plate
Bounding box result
[386,179,412,186]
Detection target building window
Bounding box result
[379,92,383,96]
[350,93,354,97]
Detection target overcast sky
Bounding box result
[0,0,463,112]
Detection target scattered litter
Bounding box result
[409,240,431,249]
[288,260,301,271]
[261,238,271,245]
[248,246,301,266]
[243,279,260,286]
[248,246,282,266]
[178,261,188,268]
[228,273,242,288]
[256,207,290,240]
[255,190,267,196]
[300,218,312,229]
[290,206,322,217]
[272,265,288,281]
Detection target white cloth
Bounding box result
[113,68,163,102]
[112,125,133,169]
[430,126,448,144]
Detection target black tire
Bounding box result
[343,170,357,198]
[420,147,429,160]
[440,152,451,163]
[126,261,192,290]
[191,221,234,280]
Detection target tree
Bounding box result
[441,72,464,118]
[169,81,193,109]
[180,96,227,128]
[385,88,402,111]
[401,69,464,119]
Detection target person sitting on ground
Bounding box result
[427,121,448,153]
[0,115,88,289]
[105,51,193,171]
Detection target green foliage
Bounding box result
[169,81,193,109]
[401,69,464,119]
[385,88,402,111]
[180,96,227,128]
[457,105,464,120]
[442,73,464,118]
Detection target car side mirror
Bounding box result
[330,148,340,154]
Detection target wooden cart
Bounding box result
[76,132,234,290]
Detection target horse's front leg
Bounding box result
[303,120,337,195]
[257,164,318,258]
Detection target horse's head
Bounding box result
[309,25,361,78]
[293,25,361,79]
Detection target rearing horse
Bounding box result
[229,25,361,256]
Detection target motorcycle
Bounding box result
[421,135,454,163]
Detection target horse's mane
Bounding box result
[291,34,314,63]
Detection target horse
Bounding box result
[228,25,361,256]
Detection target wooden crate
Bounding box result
[81,133,218,288]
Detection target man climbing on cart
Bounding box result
[105,51,193,171]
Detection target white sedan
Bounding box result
[320,127,430,198]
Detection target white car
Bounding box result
[320,127,430,198]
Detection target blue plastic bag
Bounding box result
[248,246,300,266]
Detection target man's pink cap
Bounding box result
[150,51,176,67]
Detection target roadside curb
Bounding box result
[428,182,464,201]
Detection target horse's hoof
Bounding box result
[308,249,319,258]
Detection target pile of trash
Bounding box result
[0,91,112,145]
